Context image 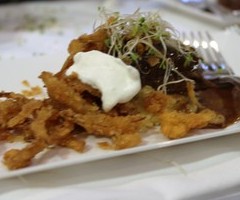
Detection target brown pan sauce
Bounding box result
[198,77,240,127]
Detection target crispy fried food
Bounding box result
[30,105,54,141]
[140,84,225,139]
[3,140,46,170]
[70,112,145,137]
[64,73,101,98]
[21,80,43,97]
[7,99,42,128]
[112,132,142,150]
[0,74,225,170]
[57,28,108,76]
[21,86,43,97]
[158,109,225,139]
[59,136,85,152]
[68,28,108,54]
[0,93,29,128]
[140,86,171,114]
[98,133,142,150]
[40,72,99,113]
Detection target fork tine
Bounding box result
[188,31,219,72]
[205,31,234,75]
[182,31,234,76]
[206,31,234,75]
[198,31,220,72]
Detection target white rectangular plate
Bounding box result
[0,33,239,180]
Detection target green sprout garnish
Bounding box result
[97,9,174,62]
[184,52,194,67]
[96,9,195,93]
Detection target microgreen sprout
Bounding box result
[184,52,194,67]
[95,8,196,93]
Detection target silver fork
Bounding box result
[181,31,235,78]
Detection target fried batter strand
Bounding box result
[40,71,98,113]
[59,136,85,152]
[64,74,101,98]
[30,106,54,141]
[7,99,42,128]
[140,86,170,114]
[70,112,145,137]
[0,92,29,128]
[68,28,108,55]
[159,109,225,139]
[112,132,142,150]
[3,139,46,170]
[57,28,108,76]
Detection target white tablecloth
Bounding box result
[0,1,240,200]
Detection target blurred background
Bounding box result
[0,0,239,60]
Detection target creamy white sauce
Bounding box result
[66,50,141,112]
